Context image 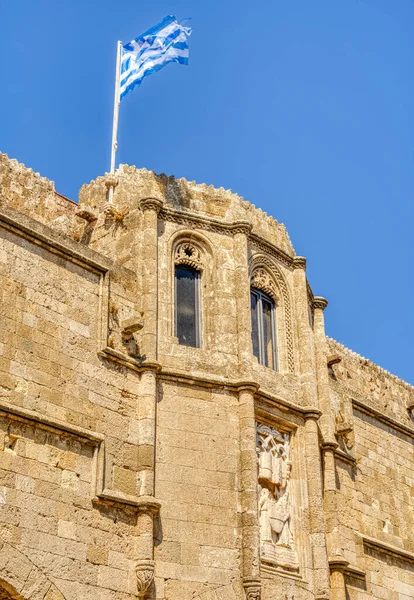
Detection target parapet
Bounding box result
[79,165,296,257]
[0,152,77,231]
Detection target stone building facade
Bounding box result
[0,152,413,600]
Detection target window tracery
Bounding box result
[174,242,203,270]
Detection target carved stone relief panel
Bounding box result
[256,423,298,571]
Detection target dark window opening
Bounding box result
[251,288,277,370]
[175,265,201,348]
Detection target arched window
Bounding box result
[251,288,277,370]
[175,264,201,347]
[174,242,203,348]
[250,278,278,370]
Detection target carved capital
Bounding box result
[313,296,328,311]
[243,579,261,600]
[237,380,259,394]
[303,408,322,421]
[135,558,155,597]
[231,220,253,236]
[293,256,307,270]
[140,197,163,213]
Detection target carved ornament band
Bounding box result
[139,197,163,213]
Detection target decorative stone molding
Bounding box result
[139,197,163,213]
[231,220,253,236]
[256,423,298,571]
[135,558,155,597]
[174,241,204,269]
[250,234,293,269]
[243,579,261,600]
[249,254,295,372]
[293,256,307,270]
[251,267,278,301]
[313,296,328,311]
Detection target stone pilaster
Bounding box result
[313,296,346,587]
[140,197,163,363]
[233,221,253,378]
[304,412,331,600]
[294,255,330,599]
[238,383,261,600]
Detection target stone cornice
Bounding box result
[0,203,117,275]
[249,233,294,269]
[361,535,414,565]
[159,206,294,268]
[353,398,414,439]
[0,399,104,444]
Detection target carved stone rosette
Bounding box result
[174,242,203,270]
[243,578,261,600]
[135,558,155,598]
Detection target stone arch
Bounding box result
[249,254,295,373]
[0,541,66,600]
[170,229,213,271]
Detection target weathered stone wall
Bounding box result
[0,153,412,600]
[154,382,242,600]
[0,153,77,235]
[0,192,153,598]
[327,340,414,599]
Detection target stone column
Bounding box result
[136,195,162,600]
[238,383,261,600]
[293,257,330,600]
[139,197,163,363]
[313,297,346,594]
[233,221,253,378]
[304,412,331,600]
[329,559,349,600]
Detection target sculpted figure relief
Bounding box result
[256,424,298,570]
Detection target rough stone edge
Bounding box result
[327,337,414,392]
[81,164,295,254]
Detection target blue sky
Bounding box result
[1,1,413,383]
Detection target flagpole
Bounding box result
[108,40,122,204]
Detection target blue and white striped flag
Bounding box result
[120,15,192,101]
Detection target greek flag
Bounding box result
[120,15,192,101]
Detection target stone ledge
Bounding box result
[361,535,414,565]
[0,203,112,274]
[333,447,357,466]
[353,398,414,439]
[0,399,104,444]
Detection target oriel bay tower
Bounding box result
[0,152,413,600]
